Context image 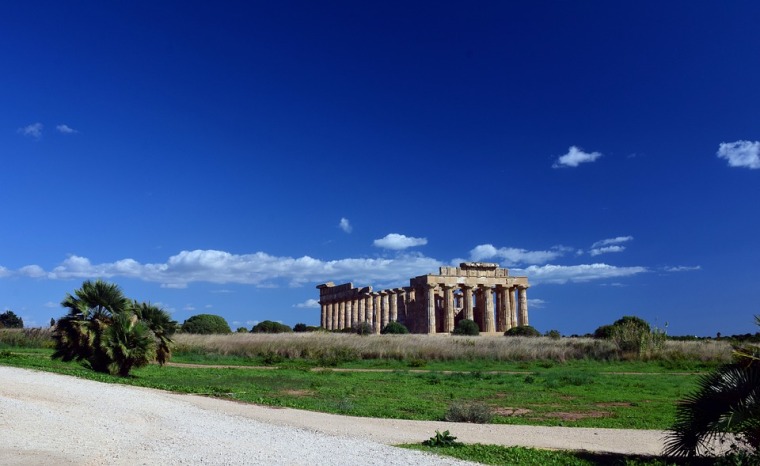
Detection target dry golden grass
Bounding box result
[172,332,733,363]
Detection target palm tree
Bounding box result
[106,312,155,377]
[52,280,175,376]
[663,316,760,458]
[53,280,129,373]
[131,301,176,366]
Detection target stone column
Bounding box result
[509,287,517,329]
[461,285,474,321]
[337,301,345,330]
[365,294,374,327]
[495,286,507,332]
[358,296,366,324]
[372,293,382,334]
[518,285,529,326]
[479,285,494,332]
[442,284,455,333]
[425,283,437,334]
[397,288,407,320]
[389,289,398,322]
[380,291,389,330]
[325,302,332,330]
[350,298,359,328]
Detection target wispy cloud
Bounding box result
[469,244,567,266]
[589,236,632,256]
[56,124,78,134]
[528,298,546,308]
[18,122,43,139]
[552,146,603,168]
[338,217,352,233]
[513,263,647,284]
[373,233,427,250]
[717,140,760,169]
[294,299,320,309]
[663,265,701,272]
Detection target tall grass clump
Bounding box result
[0,328,54,349]
[172,332,732,364]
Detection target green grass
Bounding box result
[401,443,706,465]
[0,347,705,429]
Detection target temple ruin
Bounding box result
[316,262,529,334]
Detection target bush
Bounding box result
[593,324,615,339]
[381,321,409,334]
[251,320,292,334]
[181,314,232,334]
[293,323,321,332]
[444,401,493,423]
[236,327,248,333]
[545,329,561,340]
[353,322,373,336]
[504,325,540,337]
[452,319,480,336]
[0,310,23,329]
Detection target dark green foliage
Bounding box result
[545,329,561,340]
[51,280,174,376]
[236,327,248,333]
[381,321,409,334]
[250,320,292,334]
[0,310,23,329]
[293,323,321,332]
[353,322,373,336]
[593,324,615,339]
[504,325,540,337]
[422,430,461,447]
[444,401,493,423]
[613,315,652,333]
[452,319,480,336]
[181,314,232,334]
[665,316,760,459]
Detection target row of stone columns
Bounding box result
[320,288,412,332]
[425,283,528,333]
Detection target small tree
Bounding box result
[381,321,409,334]
[250,320,292,333]
[353,321,373,336]
[452,319,479,336]
[181,314,232,334]
[0,310,24,329]
[504,325,541,337]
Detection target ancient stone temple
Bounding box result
[316,262,529,334]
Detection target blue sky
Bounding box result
[2,2,759,336]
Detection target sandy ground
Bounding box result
[0,366,670,464]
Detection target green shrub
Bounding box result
[181,314,232,334]
[0,310,23,329]
[353,322,373,336]
[293,323,320,332]
[422,430,461,447]
[452,319,480,336]
[545,329,561,340]
[236,327,248,333]
[251,320,292,334]
[593,324,615,339]
[381,321,409,334]
[444,401,493,423]
[504,325,540,337]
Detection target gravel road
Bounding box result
[0,366,669,465]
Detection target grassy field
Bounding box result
[0,345,713,429]
[1,330,735,464]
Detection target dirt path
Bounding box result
[0,366,674,464]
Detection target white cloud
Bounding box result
[18,265,47,278]
[552,146,603,168]
[528,298,546,309]
[56,124,78,134]
[0,266,10,278]
[717,140,760,169]
[18,122,43,138]
[373,233,427,250]
[589,245,625,256]
[470,244,565,265]
[294,299,320,309]
[590,236,633,248]
[35,249,441,289]
[514,263,647,284]
[339,217,352,233]
[664,265,701,272]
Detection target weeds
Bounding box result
[444,401,493,423]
